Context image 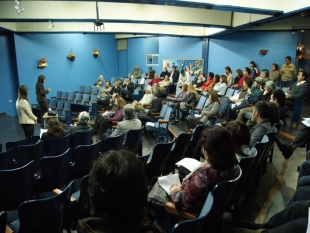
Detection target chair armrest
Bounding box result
[84,100,90,103]
[57,108,63,111]
[158,120,169,123]
[53,189,77,203]
[112,121,120,124]
[151,112,160,115]
[64,109,71,112]
[168,94,175,97]
[189,129,194,133]
[86,92,91,94]
[155,115,163,119]
[51,96,56,99]
[6,225,14,233]
[164,202,197,219]
[92,102,97,104]
[76,100,81,103]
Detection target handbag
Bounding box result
[47,111,57,116]
[180,102,187,112]
[147,181,171,210]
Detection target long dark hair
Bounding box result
[18,85,28,101]
[89,150,148,228]
[227,121,251,158]
[47,118,65,138]
[36,75,45,89]
[198,127,236,170]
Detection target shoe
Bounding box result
[171,120,179,125]
[237,220,264,230]
[218,112,223,118]
[169,114,175,119]
[232,228,266,233]
[221,120,229,126]
[275,138,296,160]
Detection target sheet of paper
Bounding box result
[158,174,181,195]
[302,118,310,127]
[40,129,47,138]
[176,158,202,172]
[146,122,155,127]
[194,114,202,118]
[307,207,310,233]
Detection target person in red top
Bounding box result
[147,73,161,87]
[231,67,252,90]
[200,72,214,91]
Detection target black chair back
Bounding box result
[15,181,73,233]
[0,161,35,211]
[16,140,44,171]
[71,129,94,149]
[163,133,192,175]
[102,133,125,153]
[123,127,144,155]
[0,211,7,233]
[37,149,71,193]
[0,148,14,170]
[71,141,100,179]
[145,139,174,183]
[5,138,28,159]
[184,125,208,160]
[45,134,70,157]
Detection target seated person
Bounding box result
[95,96,126,141]
[218,78,250,118]
[68,111,92,137]
[169,127,239,213]
[145,67,155,79]
[232,69,243,86]
[160,67,170,79]
[97,81,112,110]
[152,75,171,95]
[131,65,141,79]
[147,73,161,88]
[235,80,276,122]
[225,66,234,87]
[168,84,188,119]
[213,75,228,95]
[102,104,142,142]
[188,91,220,129]
[269,89,289,123]
[246,101,271,146]
[120,77,135,99]
[132,89,154,112]
[285,70,307,107]
[77,150,161,233]
[231,67,252,90]
[227,121,252,161]
[137,92,162,127]
[260,68,270,83]
[176,70,191,89]
[40,118,69,153]
[110,81,122,96]
[221,77,264,126]
[202,74,220,95]
[94,75,104,87]
[172,84,198,124]
[194,73,206,88]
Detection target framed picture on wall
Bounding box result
[163,58,204,79]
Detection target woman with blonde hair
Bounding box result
[172,84,198,124]
[17,85,37,143]
[188,91,221,129]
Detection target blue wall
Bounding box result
[14,33,118,104]
[118,50,128,78]
[208,31,299,76]
[0,33,18,116]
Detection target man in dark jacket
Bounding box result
[121,77,135,99]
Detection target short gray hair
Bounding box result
[123,104,135,120]
[78,111,90,124]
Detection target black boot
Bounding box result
[172,111,179,124]
[275,138,296,159]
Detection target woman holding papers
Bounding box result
[169,127,239,213]
[187,91,220,129]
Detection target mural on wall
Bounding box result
[163,59,204,79]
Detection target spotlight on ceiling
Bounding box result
[14,0,24,14]
[48,20,54,29]
[93,0,104,31]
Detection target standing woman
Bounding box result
[35,75,51,120]
[17,85,37,143]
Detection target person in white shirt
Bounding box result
[131,89,154,112]
[225,66,234,87]
[213,75,228,95]
[177,70,191,89]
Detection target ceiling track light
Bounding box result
[93,0,104,31]
[14,0,24,14]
